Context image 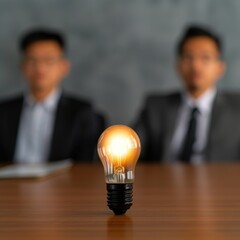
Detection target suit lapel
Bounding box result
[162,93,181,160]
[205,91,225,161]
[48,95,68,161]
[7,97,23,161]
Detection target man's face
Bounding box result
[177,37,225,94]
[21,40,70,92]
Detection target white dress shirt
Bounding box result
[169,88,217,163]
[14,89,61,163]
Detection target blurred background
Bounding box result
[0,0,239,124]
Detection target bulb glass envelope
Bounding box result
[97,125,141,183]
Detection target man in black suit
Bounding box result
[0,29,105,163]
[134,25,240,163]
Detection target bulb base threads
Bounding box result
[107,183,133,215]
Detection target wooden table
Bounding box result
[0,163,240,240]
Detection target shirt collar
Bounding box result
[182,88,217,115]
[24,88,61,111]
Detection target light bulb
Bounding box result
[97,125,141,215]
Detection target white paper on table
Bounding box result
[0,159,73,179]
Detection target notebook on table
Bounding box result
[0,159,73,179]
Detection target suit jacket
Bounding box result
[0,93,105,163]
[134,91,240,162]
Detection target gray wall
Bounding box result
[0,0,239,124]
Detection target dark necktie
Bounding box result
[178,107,199,162]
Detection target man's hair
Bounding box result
[20,29,65,52]
[177,25,222,57]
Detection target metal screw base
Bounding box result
[107,183,133,215]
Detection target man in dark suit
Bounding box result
[0,29,105,163]
[134,25,240,163]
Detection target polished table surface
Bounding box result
[1,163,240,240]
